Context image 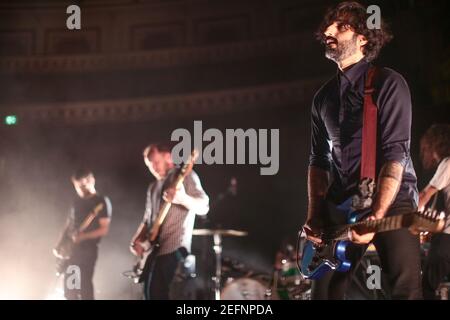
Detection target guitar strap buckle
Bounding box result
[352,177,376,211]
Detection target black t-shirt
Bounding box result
[69,194,112,248]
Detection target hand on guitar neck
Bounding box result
[162,184,189,207]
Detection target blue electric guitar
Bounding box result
[297,204,445,280]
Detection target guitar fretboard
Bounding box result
[325,213,411,241]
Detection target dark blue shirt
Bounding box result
[309,59,418,211]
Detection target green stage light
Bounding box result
[4,115,18,126]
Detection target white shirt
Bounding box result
[429,157,450,234]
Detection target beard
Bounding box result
[325,35,358,63]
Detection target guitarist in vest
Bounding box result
[130,143,209,300]
[303,2,421,299]
[61,169,112,300]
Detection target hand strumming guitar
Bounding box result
[71,232,85,244]
[350,215,376,244]
[130,240,145,257]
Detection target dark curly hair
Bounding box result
[420,124,450,170]
[316,1,393,62]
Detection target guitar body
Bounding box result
[55,257,69,277]
[127,150,199,285]
[54,232,75,260]
[300,239,352,280]
[300,197,359,280]
[53,203,105,274]
[132,240,160,283]
[298,198,445,280]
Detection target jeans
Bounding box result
[143,247,187,300]
[63,245,98,300]
[422,233,450,299]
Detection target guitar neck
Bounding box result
[327,213,413,241]
[147,149,199,242]
[78,203,104,233]
[149,171,189,241]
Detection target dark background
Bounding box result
[0,0,448,299]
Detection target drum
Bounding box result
[221,277,270,300]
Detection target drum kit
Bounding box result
[192,228,311,300]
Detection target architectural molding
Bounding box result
[3,79,324,126]
[0,34,308,74]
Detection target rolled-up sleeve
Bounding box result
[184,171,209,216]
[377,71,412,167]
[309,95,332,171]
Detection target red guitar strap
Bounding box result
[361,66,378,181]
[352,65,379,210]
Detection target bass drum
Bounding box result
[221,277,270,300]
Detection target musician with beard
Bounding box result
[302,2,421,299]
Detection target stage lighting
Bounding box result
[4,115,18,126]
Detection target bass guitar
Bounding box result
[53,202,104,275]
[129,149,199,283]
[298,205,444,280]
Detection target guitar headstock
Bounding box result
[409,210,445,234]
[180,149,199,177]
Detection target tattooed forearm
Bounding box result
[372,161,404,218]
[306,166,330,226]
[379,161,404,181]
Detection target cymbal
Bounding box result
[192,229,248,237]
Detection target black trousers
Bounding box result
[64,246,98,300]
[422,233,450,299]
[312,209,422,300]
[144,248,186,300]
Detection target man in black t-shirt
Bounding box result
[61,169,112,300]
